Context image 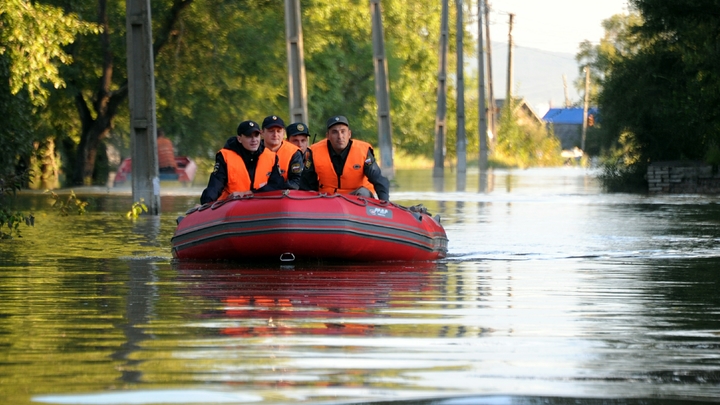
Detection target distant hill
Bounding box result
[468,41,583,117]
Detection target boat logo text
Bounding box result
[366,207,393,219]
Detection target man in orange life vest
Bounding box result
[200,120,285,204]
[261,115,303,190]
[286,122,319,191]
[156,128,177,174]
[310,115,390,200]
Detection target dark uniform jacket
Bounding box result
[298,148,319,192]
[200,137,285,204]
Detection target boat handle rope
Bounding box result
[338,194,368,207]
[236,190,327,201]
[210,199,229,210]
[279,252,296,262]
[341,194,398,209]
[193,203,212,213]
[205,190,322,211]
[203,190,404,211]
[209,192,256,210]
[186,190,442,226]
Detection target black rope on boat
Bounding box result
[210,199,228,210]
[233,190,318,201]
[209,192,257,210]
[370,199,391,207]
[282,191,328,200]
[196,203,212,212]
[338,194,368,207]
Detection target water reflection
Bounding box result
[456,171,466,192]
[132,215,163,248]
[4,168,720,404]
[112,259,158,384]
[433,174,444,193]
[173,262,443,339]
[478,169,494,194]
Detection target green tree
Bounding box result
[574,13,645,157]
[5,0,469,187]
[154,1,287,160]
[492,99,562,168]
[43,0,194,185]
[0,0,98,176]
[631,0,720,162]
[575,13,644,108]
[593,1,720,190]
[303,0,455,158]
[154,0,459,162]
[0,53,33,177]
[1,0,99,236]
[0,0,99,106]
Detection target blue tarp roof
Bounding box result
[542,107,599,125]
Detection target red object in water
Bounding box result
[171,190,448,262]
[173,263,439,338]
[113,156,197,186]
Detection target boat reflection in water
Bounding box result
[173,261,441,339]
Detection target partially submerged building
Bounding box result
[542,107,599,150]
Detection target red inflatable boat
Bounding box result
[171,190,448,262]
[113,156,197,186]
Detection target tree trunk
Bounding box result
[29,139,60,190]
[69,0,194,185]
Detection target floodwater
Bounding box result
[1,167,720,405]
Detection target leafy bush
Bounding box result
[0,171,34,239]
[597,131,648,192]
[492,101,563,168]
[47,190,88,216]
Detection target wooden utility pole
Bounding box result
[506,13,515,102]
[484,2,496,144]
[581,66,590,151]
[370,0,395,178]
[285,0,308,124]
[478,0,488,171]
[562,74,571,108]
[126,0,159,215]
[456,0,466,176]
[433,0,449,178]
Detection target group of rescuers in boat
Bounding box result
[200,115,391,205]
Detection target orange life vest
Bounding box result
[157,136,177,169]
[273,141,301,181]
[218,148,276,200]
[311,139,376,195]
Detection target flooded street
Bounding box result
[1,167,720,404]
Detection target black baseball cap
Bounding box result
[326,115,349,130]
[237,120,261,136]
[262,115,285,129]
[286,122,310,137]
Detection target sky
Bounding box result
[486,0,630,54]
